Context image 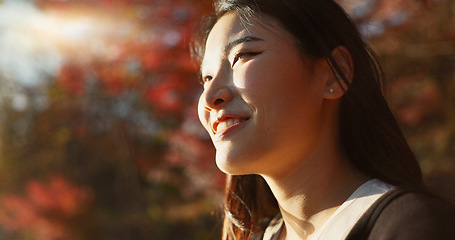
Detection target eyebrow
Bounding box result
[223,36,264,56]
[201,36,264,74]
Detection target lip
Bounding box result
[211,115,250,140]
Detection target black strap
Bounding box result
[345,187,409,240]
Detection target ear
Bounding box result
[322,46,354,100]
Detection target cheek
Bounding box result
[236,51,301,88]
[197,97,210,131]
[233,61,272,94]
[237,59,308,102]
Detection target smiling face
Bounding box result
[198,12,333,176]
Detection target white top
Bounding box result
[260,179,395,240]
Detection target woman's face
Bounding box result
[198,12,331,176]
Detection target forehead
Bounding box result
[206,12,250,50]
[202,12,293,67]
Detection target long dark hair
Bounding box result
[191,0,424,239]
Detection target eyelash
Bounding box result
[232,51,261,67]
[200,51,261,84]
[200,75,212,85]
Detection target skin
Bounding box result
[198,12,367,240]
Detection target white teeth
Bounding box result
[216,118,245,133]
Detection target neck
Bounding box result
[261,138,368,240]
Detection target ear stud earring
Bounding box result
[329,89,334,93]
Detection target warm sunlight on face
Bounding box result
[198,12,329,177]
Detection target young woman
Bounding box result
[191,0,455,239]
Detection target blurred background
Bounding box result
[0,0,453,239]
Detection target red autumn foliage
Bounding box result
[0,176,93,240]
[144,75,187,112]
[57,64,85,96]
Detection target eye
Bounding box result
[232,51,261,67]
[200,75,213,85]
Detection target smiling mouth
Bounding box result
[213,117,249,134]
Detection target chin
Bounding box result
[215,153,254,175]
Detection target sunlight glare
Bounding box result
[0,1,137,89]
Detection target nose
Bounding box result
[200,77,233,111]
